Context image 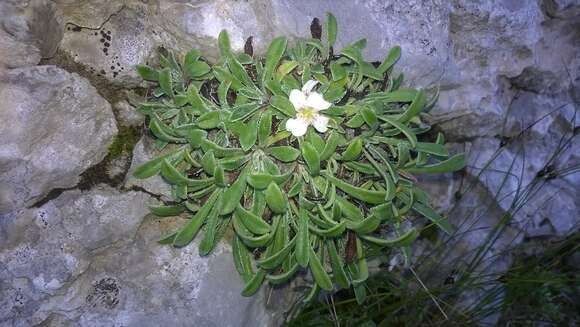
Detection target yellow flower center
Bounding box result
[297,107,316,122]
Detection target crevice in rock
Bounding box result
[34,49,148,203]
[63,5,126,32]
[124,185,164,202]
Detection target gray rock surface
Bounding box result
[0,0,62,70]
[0,65,117,213]
[0,185,280,326]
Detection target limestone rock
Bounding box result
[0,0,63,69]
[0,185,282,326]
[0,185,151,325]
[0,65,117,213]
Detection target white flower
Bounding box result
[285,80,332,137]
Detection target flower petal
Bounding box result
[285,118,308,137]
[289,89,307,110]
[302,80,319,94]
[312,114,330,133]
[306,92,332,111]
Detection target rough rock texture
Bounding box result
[0,186,282,326]
[0,65,117,213]
[0,0,62,69]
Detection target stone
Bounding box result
[57,2,155,86]
[0,65,117,213]
[0,185,283,326]
[113,100,144,128]
[0,185,151,326]
[0,0,63,70]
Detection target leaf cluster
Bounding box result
[133,13,465,298]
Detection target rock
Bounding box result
[0,65,117,213]
[0,185,283,326]
[0,185,151,325]
[54,0,457,87]
[0,0,63,69]
[113,100,144,128]
[57,2,155,86]
[430,0,580,139]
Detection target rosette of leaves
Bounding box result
[133,14,465,301]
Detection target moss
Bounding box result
[108,125,141,159]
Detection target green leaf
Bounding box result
[136,64,158,81]
[397,90,425,123]
[381,116,417,147]
[230,102,261,122]
[336,197,364,221]
[157,232,177,245]
[266,261,299,285]
[233,213,273,247]
[149,204,185,217]
[269,146,300,162]
[160,159,214,188]
[345,112,365,128]
[218,30,231,57]
[360,228,418,247]
[341,137,363,161]
[185,60,211,79]
[309,246,333,291]
[241,269,266,296]
[270,95,296,117]
[327,240,350,289]
[213,165,226,187]
[326,13,337,47]
[173,190,220,247]
[196,111,221,129]
[257,237,297,270]
[233,235,254,282]
[309,220,346,237]
[378,46,401,73]
[187,85,209,112]
[265,182,287,214]
[264,36,287,81]
[235,205,271,235]
[158,68,173,98]
[247,171,292,190]
[258,111,272,145]
[330,61,346,81]
[404,154,466,174]
[320,132,340,161]
[326,174,387,205]
[401,193,454,234]
[200,150,217,175]
[361,107,378,127]
[132,148,183,179]
[296,207,310,267]
[213,66,243,90]
[198,196,222,255]
[346,214,381,234]
[150,118,185,143]
[301,141,320,176]
[276,61,299,81]
[220,169,248,215]
[184,49,201,64]
[237,53,253,64]
[239,116,258,151]
[227,56,254,87]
